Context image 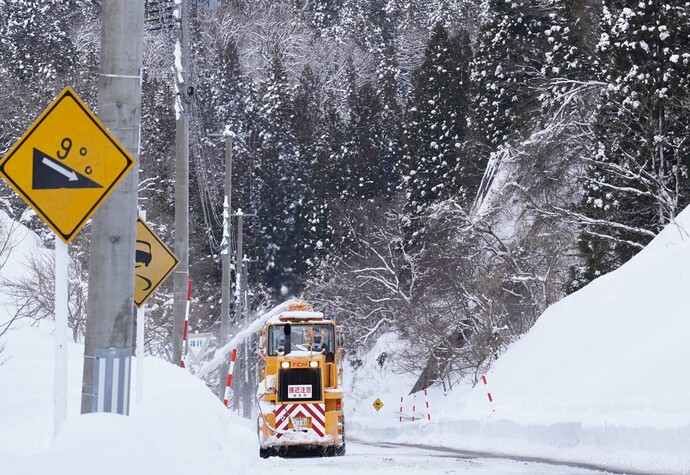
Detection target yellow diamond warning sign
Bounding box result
[373,398,384,411]
[135,217,179,308]
[0,87,134,243]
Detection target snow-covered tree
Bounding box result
[469,0,554,148]
[291,65,325,279]
[400,23,472,221]
[252,48,299,295]
[572,1,690,290]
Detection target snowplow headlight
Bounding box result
[310,361,318,368]
[281,361,290,369]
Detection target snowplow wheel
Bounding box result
[333,441,346,456]
[259,447,271,459]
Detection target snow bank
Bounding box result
[350,207,690,474]
[0,326,256,475]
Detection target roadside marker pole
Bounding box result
[54,236,68,435]
[482,375,496,412]
[136,302,146,404]
[399,396,403,422]
[223,349,238,407]
[424,389,431,421]
[136,210,146,405]
[180,278,192,368]
[412,393,416,422]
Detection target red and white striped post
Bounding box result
[481,375,495,412]
[399,396,403,422]
[223,349,238,407]
[424,389,431,421]
[411,393,417,422]
[180,278,192,368]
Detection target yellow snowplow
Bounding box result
[257,300,345,457]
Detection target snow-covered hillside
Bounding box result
[2,205,690,474]
[349,207,690,474]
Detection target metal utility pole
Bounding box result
[217,135,233,400]
[81,0,144,414]
[172,0,191,365]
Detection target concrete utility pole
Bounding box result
[81,0,144,414]
[235,213,244,323]
[172,0,191,365]
[217,135,233,400]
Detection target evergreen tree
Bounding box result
[544,0,601,83]
[400,23,472,220]
[572,1,690,290]
[375,27,403,196]
[469,0,554,148]
[0,0,77,84]
[305,0,344,35]
[252,48,298,296]
[344,81,386,200]
[310,98,349,255]
[292,65,323,280]
[213,39,244,129]
[0,0,84,150]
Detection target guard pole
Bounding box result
[223,349,238,407]
[54,236,68,435]
[136,210,146,404]
[180,278,192,367]
[412,393,416,422]
[424,389,431,421]
[399,396,403,422]
[482,375,496,412]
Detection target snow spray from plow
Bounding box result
[197,300,302,378]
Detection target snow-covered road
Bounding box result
[252,439,616,474]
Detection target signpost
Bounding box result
[133,216,179,404]
[0,86,134,433]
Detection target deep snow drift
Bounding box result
[1,204,690,474]
[349,208,690,474]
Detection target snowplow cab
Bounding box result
[257,300,345,458]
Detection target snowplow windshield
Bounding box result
[268,323,335,356]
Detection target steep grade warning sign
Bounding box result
[0,87,134,243]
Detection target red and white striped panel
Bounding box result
[275,403,326,438]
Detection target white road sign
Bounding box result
[186,333,212,364]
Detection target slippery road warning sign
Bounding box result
[0,87,134,243]
[134,217,179,308]
[373,398,384,411]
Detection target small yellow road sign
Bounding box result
[0,87,135,243]
[373,398,384,411]
[135,217,180,308]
